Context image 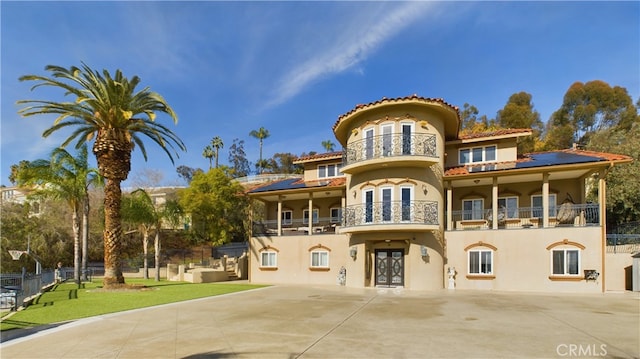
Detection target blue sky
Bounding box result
[1,1,638,187]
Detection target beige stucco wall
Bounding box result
[445,226,604,293]
[249,234,349,285]
[444,138,519,168]
[605,248,636,292]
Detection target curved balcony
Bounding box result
[341,133,438,174]
[341,200,439,234]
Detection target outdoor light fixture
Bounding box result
[422,184,428,195]
[350,246,357,260]
[420,245,428,258]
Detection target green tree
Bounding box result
[121,189,156,279]
[228,138,250,178]
[211,136,224,168]
[249,127,270,174]
[545,80,636,149]
[203,145,215,170]
[17,63,185,288]
[321,140,335,152]
[496,92,544,154]
[176,165,202,184]
[459,103,495,134]
[179,167,248,246]
[14,145,102,285]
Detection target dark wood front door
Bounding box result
[375,249,404,287]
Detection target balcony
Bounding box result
[341,133,438,174]
[341,200,439,233]
[450,203,600,231]
[252,217,340,237]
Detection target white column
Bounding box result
[599,168,607,292]
[492,177,498,229]
[277,196,283,236]
[542,173,550,228]
[446,183,452,231]
[308,193,313,235]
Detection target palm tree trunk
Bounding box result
[72,205,81,286]
[81,195,90,281]
[103,178,124,286]
[154,230,160,281]
[143,230,149,280]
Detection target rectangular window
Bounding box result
[318,165,327,178]
[462,199,484,220]
[498,196,518,219]
[531,194,557,218]
[402,123,412,155]
[311,251,329,268]
[382,125,393,156]
[459,146,498,165]
[330,208,342,223]
[303,209,319,224]
[282,210,292,225]
[552,249,579,275]
[469,250,493,274]
[364,128,374,160]
[381,187,392,221]
[364,189,374,223]
[327,164,336,177]
[261,252,277,267]
[401,187,412,221]
[485,146,496,161]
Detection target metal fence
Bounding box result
[0,269,56,311]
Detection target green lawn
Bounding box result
[0,279,266,331]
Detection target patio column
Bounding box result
[446,182,452,231]
[599,168,607,292]
[542,172,550,227]
[277,196,283,236]
[308,193,313,235]
[492,177,498,229]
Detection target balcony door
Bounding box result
[364,128,374,160]
[402,123,413,155]
[375,249,404,287]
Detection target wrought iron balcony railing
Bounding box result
[342,200,438,227]
[342,133,437,166]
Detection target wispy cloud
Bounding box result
[264,2,436,108]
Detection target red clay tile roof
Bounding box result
[333,94,460,131]
[457,128,532,140]
[294,151,343,163]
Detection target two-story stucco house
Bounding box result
[247,95,632,293]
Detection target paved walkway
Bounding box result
[1,285,638,358]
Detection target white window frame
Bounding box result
[468,249,493,275]
[318,163,342,179]
[330,207,342,223]
[363,188,374,223]
[381,124,393,157]
[551,248,580,276]
[531,193,557,218]
[498,196,519,219]
[303,208,319,224]
[459,145,497,165]
[380,186,393,222]
[364,128,375,160]
[401,122,414,155]
[400,185,413,222]
[462,198,484,220]
[260,251,277,268]
[281,210,292,225]
[310,250,329,268]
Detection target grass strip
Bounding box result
[0,279,266,331]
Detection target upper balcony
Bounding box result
[340,200,439,234]
[341,133,439,174]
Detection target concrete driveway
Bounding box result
[1,285,638,358]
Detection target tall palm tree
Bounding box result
[321,140,335,152]
[249,127,270,174]
[18,63,185,287]
[15,145,102,286]
[211,136,224,168]
[203,145,214,170]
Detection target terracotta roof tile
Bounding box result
[294,151,343,163]
[333,94,460,131]
[458,128,532,140]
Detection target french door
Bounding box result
[375,249,404,287]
